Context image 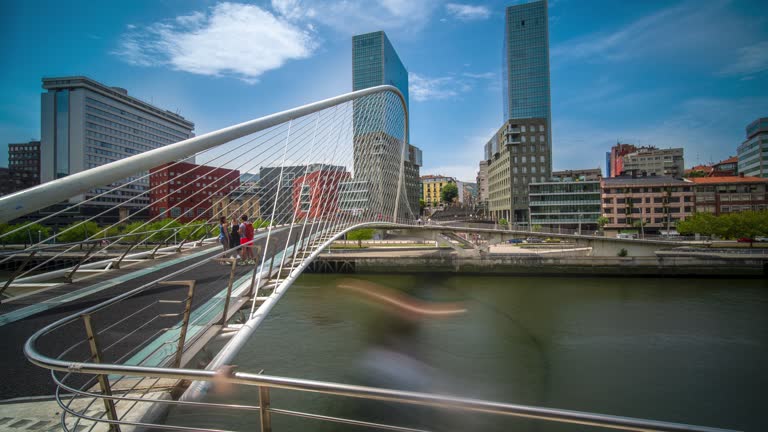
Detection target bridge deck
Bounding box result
[0,226,304,400]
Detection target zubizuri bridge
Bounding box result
[0,86,738,432]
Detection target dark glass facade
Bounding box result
[503,0,551,123]
[55,90,70,179]
[353,31,409,110]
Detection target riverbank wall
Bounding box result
[306,252,766,277]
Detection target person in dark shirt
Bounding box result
[229,219,240,259]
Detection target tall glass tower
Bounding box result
[503,0,551,127]
[350,31,420,220]
[485,0,552,224]
[352,31,409,112]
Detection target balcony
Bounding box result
[529,200,602,206]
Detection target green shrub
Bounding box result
[618,248,628,257]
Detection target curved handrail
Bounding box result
[0,85,408,223]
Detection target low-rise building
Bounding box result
[709,156,738,177]
[421,175,455,207]
[8,140,41,193]
[690,175,768,214]
[621,147,685,178]
[149,162,240,222]
[606,143,637,178]
[601,174,694,235]
[551,168,601,182]
[477,161,489,206]
[738,117,768,178]
[293,169,351,219]
[529,180,601,232]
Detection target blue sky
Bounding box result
[1,0,766,181]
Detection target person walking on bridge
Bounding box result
[229,218,241,259]
[217,216,229,253]
[239,215,255,265]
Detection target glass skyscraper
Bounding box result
[352,31,409,111]
[486,0,553,224]
[503,0,551,125]
[350,31,421,219]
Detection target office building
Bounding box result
[421,175,456,207]
[606,143,637,178]
[40,76,194,220]
[551,168,601,182]
[738,117,768,178]
[503,0,551,127]
[293,168,351,219]
[485,118,550,222]
[8,140,41,192]
[485,0,552,224]
[352,31,421,220]
[622,147,684,178]
[690,175,768,214]
[528,180,601,232]
[260,164,345,223]
[601,174,694,235]
[477,161,489,205]
[149,162,240,222]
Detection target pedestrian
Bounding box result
[217,216,229,253]
[238,215,255,265]
[230,219,241,260]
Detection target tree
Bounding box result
[684,170,707,178]
[347,228,374,248]
[148,219,183,243]
[179,220,208,241]
[57,221,102,248]
[498,218,508,226]
[419,199,426,215]
[123,221,150,244]
[4,223,51,246]
[441,183,458,204]
[632,219,645,239]
[677,210,768,240]
[596,216,610,231]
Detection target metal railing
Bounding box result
[30,344,740,432]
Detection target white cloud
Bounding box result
[445,3,491,21]
[115,2,317,83]
[409,73,469,102]
[719,41,768,77]
[462,72,495,79]
[271,0,440,35]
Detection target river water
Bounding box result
[167,274,766,431]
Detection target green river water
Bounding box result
[166,274,767,431]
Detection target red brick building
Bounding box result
[607,143,636,178]
[708,156,738,177]
[690,175,768,215]
[292,169,350,219]
[150,162,240,222]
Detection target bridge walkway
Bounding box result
[0,225,306,401]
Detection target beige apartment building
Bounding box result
[601,174,694,234]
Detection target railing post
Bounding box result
[0,250,38,303]
[220,258,237,325]
[82,313,121,432]
[258,386,272,432]
[64,241,99,282]
[159,280,196,368]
